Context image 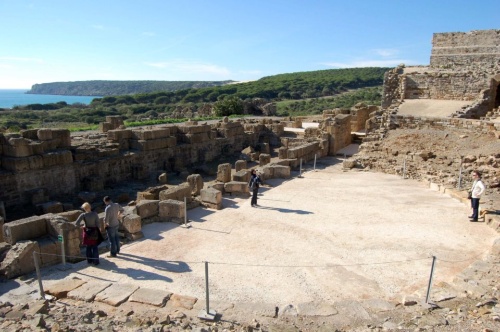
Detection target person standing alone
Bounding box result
[249,169,262,207]
[469,170,485,222]
[103,196,123,257]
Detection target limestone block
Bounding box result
[217,163,232,183]
[137,192,156,202]
[278,147,288,159]
[37,129,53,141]
[0,240,40,279]
[120,213,142,234]
[187,174,203,195]
[3,138,33,157]
[224,181,250,194]
[232,170,250,182]
[259,143,270,154]
[42,150,73,167]
[159,199,186,221]
[250,152,260,161]
[259,153,271,166]
[135,200,159,219]
[235,160,247,172]
[158,183,192,202]
[107,129,132,141]
[100,122,113,132]
[26,188,49,205]
[38,237,61,267]
[3,215,48,245]
[270,165,290,179]
[31,142,45,154]
[200,188,222,205]
[183,132,209,144]
[20,129,38,140]
[51,129,71,148]
[210,183,225,194]
[177,124,211,134]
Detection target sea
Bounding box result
[0,89,101,109]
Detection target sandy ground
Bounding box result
[16,159,497,309]
[398,99,471,117]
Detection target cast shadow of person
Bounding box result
[254,205,313,215]
[116,253,191,273]
[100,260,174,283]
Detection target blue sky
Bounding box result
[0,0,498,89]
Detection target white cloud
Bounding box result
[373,48,399,57]
[144,60,231,77]
[322,59,416,68]
[0,57,44,63]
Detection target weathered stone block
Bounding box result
[259,153,271,166]
[120,213,142,234]
[158,173,168,184]
[37,129,53,141]
[0,241,40,279]
[135,200,159,219]
[3,216,48,245]
[158,183,192,202]
[57,210,81,222]
[107,129,132,141]
[42,150,73,167]
[159,199,185,221]
[37,201,64,214]
[270,165,290,178]
[224,181,250,194]
[38,237,61,266]
[200,188,222,205]
[217,163,232,183]
[235,160,247,172]
[232,170,250,182]
[137,192,156,202]
[3,137,33,157]
[126,231,144,241]
[187,174,203,196]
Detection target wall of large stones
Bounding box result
[391,115,500,134]
[404,72,488,100]
[430,30,500,68]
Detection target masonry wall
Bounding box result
[430,30,500,69]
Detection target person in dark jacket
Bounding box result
[103,196,123,257]
[75,202,102,265]
[248,169,262,207]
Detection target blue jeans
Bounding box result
[106,225,120,256]
[471,198,480,221]
[86,245,99,264]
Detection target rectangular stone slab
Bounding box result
[44,278,87,299]
[128,287,172,307]
[67,281,112,302]
[94,283,139,306]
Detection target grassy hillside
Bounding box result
[1,67,390,132]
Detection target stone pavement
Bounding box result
[398,99,471,117]
[1,158,499,329]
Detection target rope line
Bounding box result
[32,250,489,268]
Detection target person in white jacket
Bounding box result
[469,170,485,222]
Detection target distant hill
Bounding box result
[27,80,235,96]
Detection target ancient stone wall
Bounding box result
[430,30,500,69]
[0,120,281,213]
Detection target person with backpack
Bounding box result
[469,170,485,222]
[248,169,262,207]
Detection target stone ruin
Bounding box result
[349,29,500,216]
[0,107,375,277]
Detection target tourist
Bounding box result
[249,169,262,207]
[75,202,102,265]
[103,196,124,257]
[469,171,485,222]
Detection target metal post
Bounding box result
[198,261,216,320]
[425,256,437,304]
[299,158,303,177]
[403,158,407,179]
[182,197,190,228]
[457,162,463,189]
[33,251,45,299]
[313,154,317,171]
[205,261,210,313]
[61,233,66,266]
